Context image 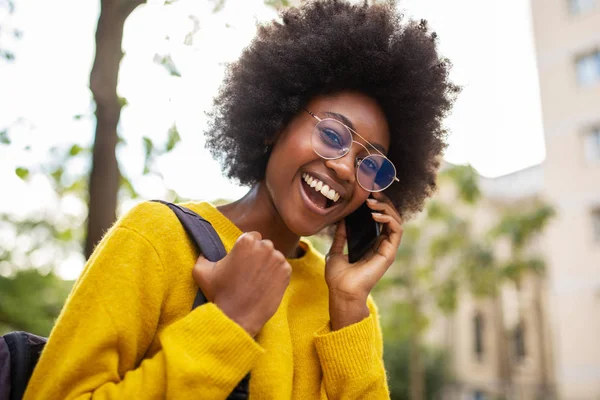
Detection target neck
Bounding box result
[217,182,302,258]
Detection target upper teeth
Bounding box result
[302,173,341,202]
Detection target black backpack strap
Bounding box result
[152,200,250,399]
[152,200,226,309]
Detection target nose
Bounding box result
[324,152,356,184]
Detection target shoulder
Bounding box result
[94,201,198,267]
[116,200,188,244]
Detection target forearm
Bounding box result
[25,303,263,400]
[328,292,370,331]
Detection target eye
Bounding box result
[359,156,380,173]
[320,127,344,148]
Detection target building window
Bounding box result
[576,51,600,86]
[514,322,526,362]
[583,127,600,161]
[474,312,485,362]
[569,0,597,14]
[472,390,488,400]
[592,210,600,242]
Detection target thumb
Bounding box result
[327,219,347,260]
[192,255,215,300]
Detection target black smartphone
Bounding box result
[345,200,381,263]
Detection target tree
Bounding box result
[373,164,554,400]
[491,204,555,398]
[85,0,147,258]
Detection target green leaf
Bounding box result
[142,137,154,175]
[56,229,74,242]
[211,0,226,12]
[165,125,181,152]
[68,144,84,156]
[118,96,129,108]
[264,0,290,9]
[50,167,64,184]
[153,54,181,77]
[143,137,154,156]
[120,175,139,199]
[15,167,29,180]
[440,164,481,204]
[0,129,10,145]
[1,50,15,61]
[65,178,87,194]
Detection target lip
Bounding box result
[298,174,345,216]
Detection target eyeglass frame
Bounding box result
[304,108,399,192]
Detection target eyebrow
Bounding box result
[322,111,387,154]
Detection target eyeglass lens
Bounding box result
[311,119,396,192]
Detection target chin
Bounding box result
[284,213,327,238]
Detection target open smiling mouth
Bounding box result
[300,173,342,210]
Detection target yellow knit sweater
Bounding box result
[24,201,389,399]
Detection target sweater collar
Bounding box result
[185,202,324,271]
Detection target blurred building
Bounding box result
[531,0,600,398]
[427,165,555,400]
[431,1,600,399]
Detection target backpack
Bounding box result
[0,201,250,400]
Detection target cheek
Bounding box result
[266,133,314,177]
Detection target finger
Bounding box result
[192,255,215,298]
[358,210,401,263]
[236,231,262,245]
[371,212,403,254]
[327,219,347,260]
[367,197,402,224]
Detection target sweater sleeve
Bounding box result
[314,298,390,400]
[23,224,264,400]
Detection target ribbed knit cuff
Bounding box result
[160,302,264,390]
[314,314,383,384]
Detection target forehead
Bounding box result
[306,92,390,152]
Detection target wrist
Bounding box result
[215,300,260,338]
[328,292,370,331]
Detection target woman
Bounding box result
[24,1,457,399]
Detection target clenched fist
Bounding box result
[192,231,292,337]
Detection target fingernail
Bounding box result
[372,212,382,216]
[367,199,377,204]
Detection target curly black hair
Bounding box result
[204,0,460,218]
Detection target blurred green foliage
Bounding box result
[0,270,73,336]
[384,339,449,400]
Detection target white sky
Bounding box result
[0,0,546,279]
[0,0,545,197]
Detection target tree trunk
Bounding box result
[532,276,553,399]
[493,294,512,398]
[409,327,424,400]
[85,0,145,258]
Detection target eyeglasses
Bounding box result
[305,109,399,192]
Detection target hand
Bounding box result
[325,192,403,329]
[192,231,292,337]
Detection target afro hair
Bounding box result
[204,0,460,218]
